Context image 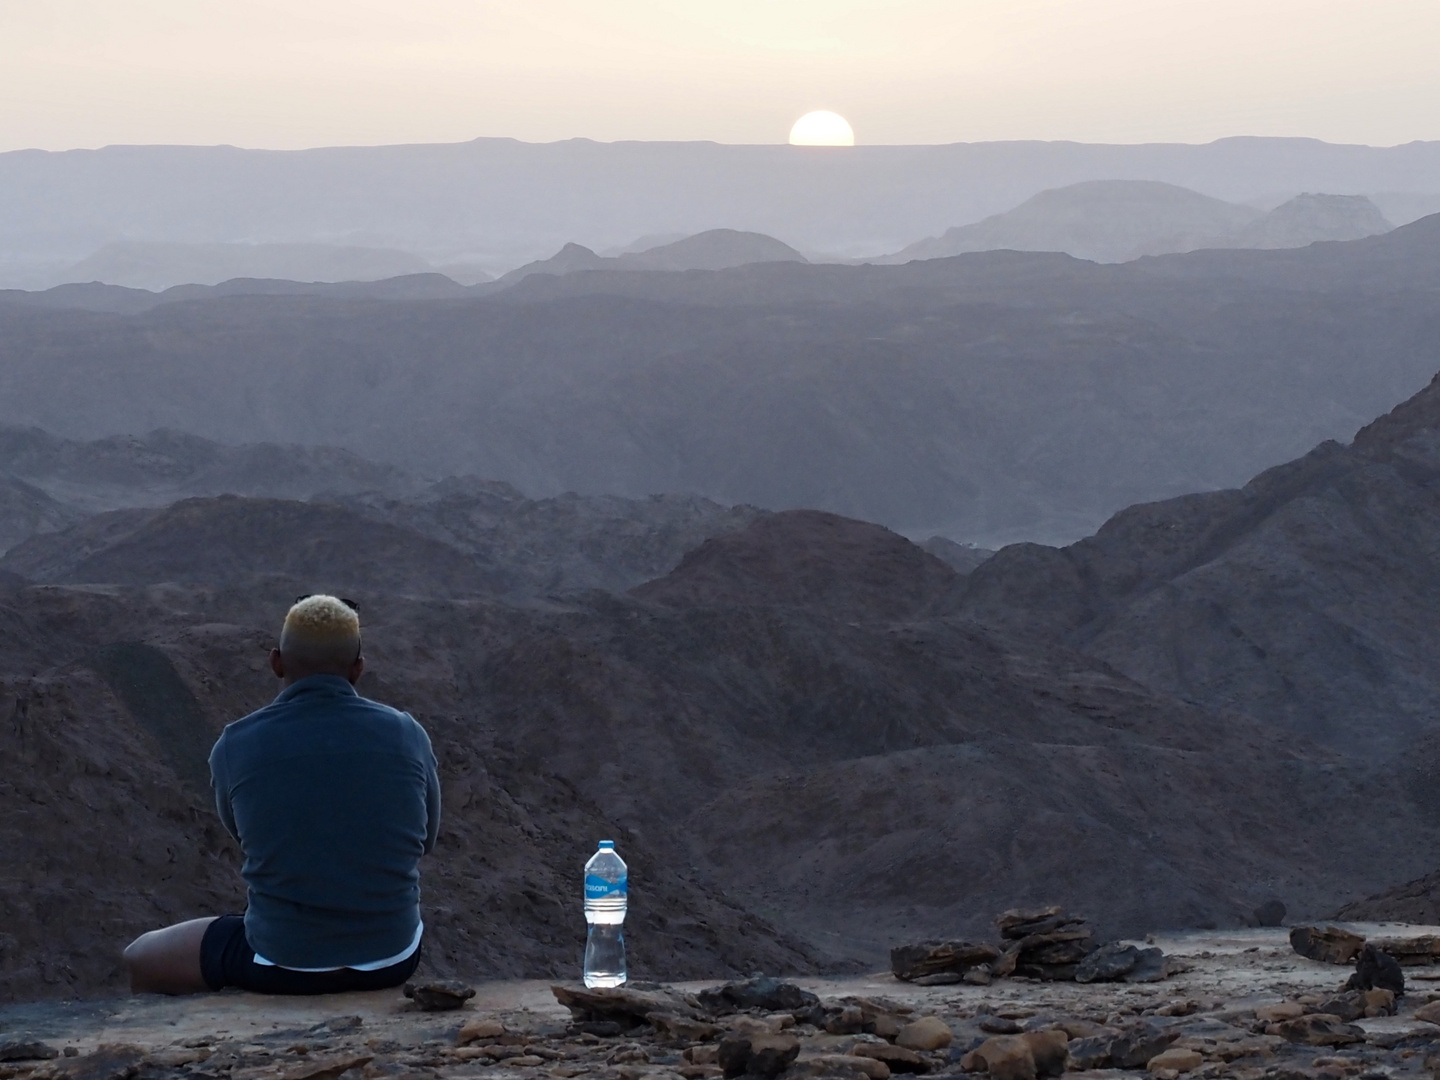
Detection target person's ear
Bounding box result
[270,648,285,679]
[347,655,365,686]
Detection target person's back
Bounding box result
[212,673,440,969]
[123,594,441,995]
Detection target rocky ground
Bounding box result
[7,926,1440,1080]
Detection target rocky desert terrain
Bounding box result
[9,370,1440,1001]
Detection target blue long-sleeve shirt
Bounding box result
[209,675,441,969]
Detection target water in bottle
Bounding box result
[583,840,627,988]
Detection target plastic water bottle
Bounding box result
[583,840,627,988]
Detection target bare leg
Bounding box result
[123,917,218,994]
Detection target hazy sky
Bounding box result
[4,0,1438,152]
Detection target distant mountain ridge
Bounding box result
[501,229,805,283]
[3,136,1439,287]
[884,181,1392,264]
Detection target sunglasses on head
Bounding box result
[294,594,360,613]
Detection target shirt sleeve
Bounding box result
[209,734,240,842]
[415,719,442,854]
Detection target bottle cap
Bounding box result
[598,840,615,848]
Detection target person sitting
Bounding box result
[122,594,441,994]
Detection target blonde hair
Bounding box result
[280,595,361,671]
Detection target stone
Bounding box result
[457,1019,507,1045]
[797,1055,891,1080]
[972,1036,1036,1080]
[680,1066,724,1080]
[1255,900,1287,928]
[553,983,703,1027]
[851,1044,928,1074]
[1371,936,1440,965]
[1289,927,1365,965]
[1254,1003,1306,1023]
[0,1043,59,1063]
[827,1007,867,1036]
[1020,1030,1068,1078]
[747,1036,802,1079]
[1268,1014,1365,1047]
[1108,1024,1178,1069]
[697,978,819,1014]
[1345,944,1405,995]
[959,1050,987,1073]
[1147,1049,1204,1074]
[507,1056,545,1068]
[1361,987,1397,1016]
[403,980,476,1011]
[995,908,1081,941]
[31,1044,146,1080]
[871,1015,903,1041]
[979,1018,1023,1035]
[890,941,1003,982]
[718,1035,800,1079]
[990,947,1020,979]
[1314,994,1365,1023]
[896,1018,952,1052]
[1125,947,1172,983]
[1413,1000,1440,1025]
[686,1047,721,1066]
[1056,1021,1110,1040]
[651,1013,724,1042]
[1064,1036,1113,1071]
[1075,943,1141,984]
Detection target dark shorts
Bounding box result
[200,914,422,995]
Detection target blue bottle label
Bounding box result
[585,873,628,899]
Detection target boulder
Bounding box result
[996,908,1082,940]
[1125,948,1173,983]
[896,1018,952,1052]
[718,1035,800,1079]
[1289,926,1365,965]
[457,1019,506,1045]
[1107,1023,1178,1069]
[0,1043,60,1063]
[890,941,1003,982]
[1370,936,1440,965]
[1147,1048,1203,1074]
[973,1036,1037,1080]
[1254,899,1287,927]
[1021,1030,1069,1077]
[697,977,819,1014]
[1075,943,1141,983]
[403,980,476,1011]
[1345,943,1405,995]
[1268,1014,1365,1046]
[552,983,703,1027]
[797,1055,891,1080]
[851,1044,929,1074]
[1064,1035,1114,1071]
[1412,1000,1440,1025]
[1254,1003,1305,1023]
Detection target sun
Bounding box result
[788,111,854,147]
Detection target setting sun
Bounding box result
[788,111,854,146]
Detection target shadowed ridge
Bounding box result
[631,508,955,620]
[0,495,510,596]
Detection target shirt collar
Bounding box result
[274,674,360,704]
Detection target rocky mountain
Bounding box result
[883,183,1391,264]
[4,217,1440,547]
[60,241,438,291]
[1227,193,1393,249]
[5,487,1440,1001]
[501,230,805,283]
[951,369,1440,767]
[4,136,1439,286]
[882,181,1263,264]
